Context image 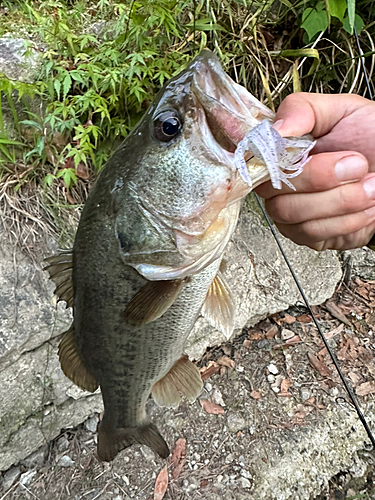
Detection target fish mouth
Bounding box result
[191,50,272,154]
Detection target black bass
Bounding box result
[45,50,314,461]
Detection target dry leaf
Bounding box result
[308,353,332,377]
[281,313,296,324]
[280,378,292,394]
[247,329,263,341]
[200,363,220,381]
[200,399,225,415]
[250,390,262,400]
[296,314,312,323]
[171,439,187,480]
[356,381,375,396]
[217,356,235,369]
[325,301,351,327]
[65,190,75,204]
[243,339,252,348]
[265,324,279,339]
[171,438,186,469]
[348,371,361,386]
[76,162,89,179]
[324,324,344,339]
[285,335,301,345]
[154,468,168,500]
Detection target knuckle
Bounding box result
[337,184,359,211]
[298,219,326,242]
[266,196,297,224]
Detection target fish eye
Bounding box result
[154,110,182,143]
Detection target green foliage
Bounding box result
[0,0,373,192]
[301,0,364,40]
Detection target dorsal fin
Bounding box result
[44,250,74,308]
[58,325,99,392]
[151,355,203,408]
[123,279,186,327]
[201,272,235,338]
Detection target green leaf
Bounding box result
[327,0,347,21]
[0,138,24,146]
[342,13,363,34]
[279,48,320,59]
[43,173,56,187]
[19,120,43,131]
[183,18,227,32]
[56,167,77,189]
[301,7,329,40]
[63,73,72,99]
[54,79,61,99]
[347,0,356,34]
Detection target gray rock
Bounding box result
[281,328,295,340]
[57,455,75,467]
[56,436,69,452]
[344,247,375,280]
[237,477,251,489]
[2,466,21,490]
[21,447,46,469]
[19,470,37,487]
[0,38,42,83]
[140,445,156,461]
[226,413,246,433]
[85,414,98,433]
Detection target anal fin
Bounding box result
[58,325,99,392]
[44,250,74,308]
[152,355,203,408]
[123,279,186,327]
[201,272,235,338]
[97,420,169,461]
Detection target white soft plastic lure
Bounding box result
[234,119,316,190]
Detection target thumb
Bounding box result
[273,92,366,138]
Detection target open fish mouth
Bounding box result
[191,50,270,154]
[191,50,316,192]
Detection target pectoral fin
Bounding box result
[152,355,203,408]
[201,272,235,338]
[58,325,99,392]
[44,250,74,308]
[123,279,185,327]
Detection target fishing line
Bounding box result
[253,192,375,448]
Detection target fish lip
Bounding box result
[191,51,255,152]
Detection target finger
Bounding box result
[275,206,375,248]
[255,151,369,199]
[319,221,375,251]
[273,92,368,139]
[265,174,375,225]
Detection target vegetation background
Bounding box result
[0,0,374,248]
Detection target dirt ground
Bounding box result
[1,273,375,500]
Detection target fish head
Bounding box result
[112,50,274,279]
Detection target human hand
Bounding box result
[255,92,375,251]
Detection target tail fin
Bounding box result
[97,420,169,461]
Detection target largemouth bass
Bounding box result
[45,50,314,461]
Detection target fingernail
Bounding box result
[363,177,375,200]
[364,205,375,218]
[335,156,367,182]
[272,119,284,131]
